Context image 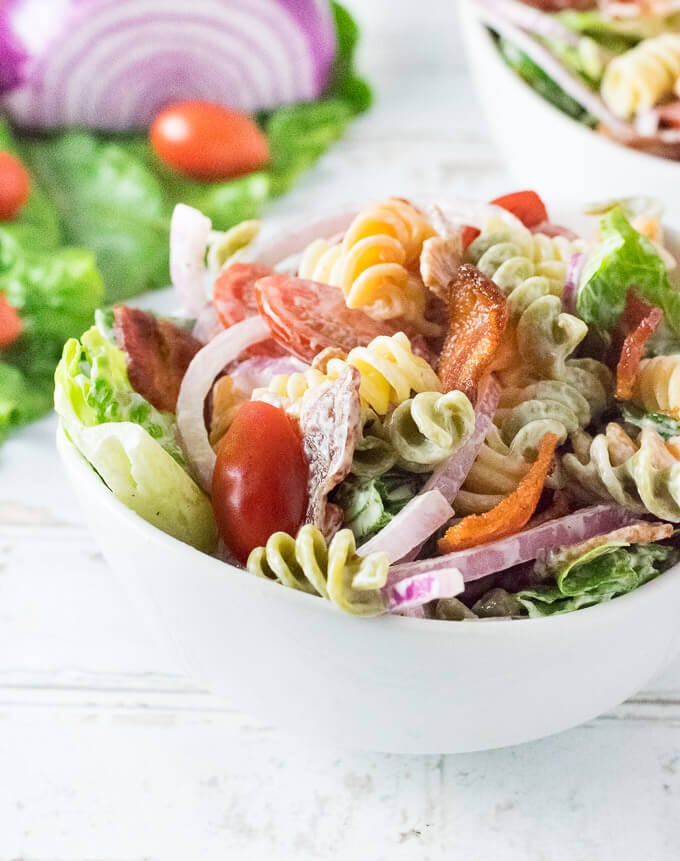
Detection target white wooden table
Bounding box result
[2,3,680,858]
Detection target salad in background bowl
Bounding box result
[55,189,680,751]
[460,0,680,207]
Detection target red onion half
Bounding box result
[1,0,337,130]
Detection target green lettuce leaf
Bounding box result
[334,471,420,543]
[577,207,680,335]
[0,361,53,443]
[54,327,217,551]
[515,541,676,617]
[558,10,679,50]
[54,326,184,464]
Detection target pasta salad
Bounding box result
[55,190,680,619]
[477,0,680,160]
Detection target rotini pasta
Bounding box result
[632,355,680,418]
[454,427,531,515]
[601,34,680,119]
[253,332,440,418]
[298,198,437,333]
[383,390,475,472]
[563,423,680,521]
[247,525,390,616]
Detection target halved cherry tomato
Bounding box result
[0,294,22,348]
[461,225,481,250]
[490,190,548,229]
[0,151,30,221]
[150,101,269,181]
[212,401,309,564]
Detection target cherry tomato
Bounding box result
[490,191,549,229]
[460,225,481,250]
[150,101,269,181]
[0,294,22,348]
[0,151,30,221]
[212,401,309,564]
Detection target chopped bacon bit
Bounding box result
[437,264,509,401]
[614,290,663,400]
[0,294,22,348]
[438,432,559,553]
[113,306,202,413]
[487,322,518,373]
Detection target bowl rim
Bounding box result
[56,421,680,634]
[460,0,680,173]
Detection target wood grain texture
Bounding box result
[2,0,680,857]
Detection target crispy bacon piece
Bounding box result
[615,290,663,400]
[113,305,202,413]
[438,432,559,553]
[437,264,509,401]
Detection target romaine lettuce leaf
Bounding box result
[55,327,217,551]
[515,541,676,617]
[577,207,680,335]
[0,361,53,443]
[54,326,184,464]
[72,421,217,553]
[334,472,420,543]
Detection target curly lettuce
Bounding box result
[55,327,216,552]
[515,541,677,617]
[577,207,680,335]
[334,472,420,544]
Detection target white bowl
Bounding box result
[56,423,680,754]
[459,0,680,220]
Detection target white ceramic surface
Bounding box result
[56,425,680,755]
[459,0,680,219]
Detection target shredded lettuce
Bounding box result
[334,472,420,544]
[515,541,676,617]
[577,208,680,335]
[558,10,679,50]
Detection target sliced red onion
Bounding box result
[387,504,637,586]
[531,221,579,239]
[177,315,270,491]
[563,252,585,314]
[228,354,307,397]
[170,204,212,317]
[479,0,582,47]
[1,0,336,129]
[192,303,223,344]
[422,375,500,503]
[357,489,455,564]
[475,0,635,139]
[382,568,464,613]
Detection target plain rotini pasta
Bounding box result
[563,423,680,521]
[247,525,390,616]
[601,34,680,119]
[632,355,680,418]
[298,198,437,332]
[253,332,441,418]
[383,390,475,473]
[454,427,531,515]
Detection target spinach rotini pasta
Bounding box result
[247,525,390,615]
[58,188,680,621]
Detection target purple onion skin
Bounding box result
[275,0,336,92]
[0,0,27,93]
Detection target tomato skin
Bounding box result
[212,401,309,564]
[150,101,269,181]
[490,190,548,229]
[461,225,481,250]
[0,151,30,221]
[0,294,22,348]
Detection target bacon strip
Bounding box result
[615,290,663,400]
[437,264,509,402]
[113,306,202,413]
[438,432,559,553]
